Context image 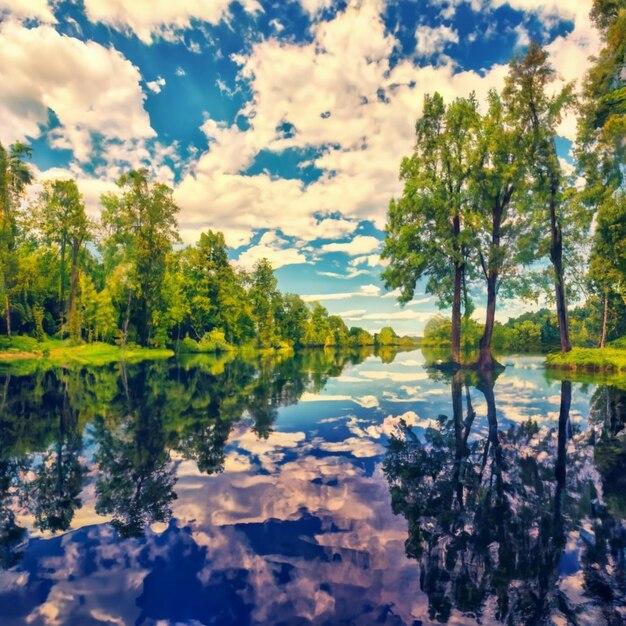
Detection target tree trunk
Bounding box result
[478,271,498,370]
[4,292,11,341]
[60,239,66,337]
[477,204,503,370]
[600,289,609,349]
[122,288,132,348]
[451,215,462,366]
[68,242,80,343]
[548,174,571,353]
[452,260,462,366]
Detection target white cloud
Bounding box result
[345,309,432,322]
[322,235,381,256]
[0,0,55,22]
[350,254,385,267]
[301,283,381,302]
[414,24,459,58]
[82,0,264,44]
[146,76,166,94]
[235,230,310,270]
[174,0,512,246]
[300,0,334,16]
[0,22,154,160]
[317,268,370,279]
[314,217,357,239]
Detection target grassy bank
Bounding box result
[0,336,174,368]
[545,347,626,373]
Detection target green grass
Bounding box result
[545,347,626,372]
[0,335,174,368]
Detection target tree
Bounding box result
[101,169,180,346]
[180,230,253,344]
[472,90,531,369]
[248,258,279,349]
[578,1,626,346]
[377,326,399,346]
[0,142,33,340]
[35,179,91,341]
[382,93,481,365]
[504,43,575,353]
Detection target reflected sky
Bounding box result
[0,350,623,626]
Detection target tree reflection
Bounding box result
[0,346,407,543]
[384,372,626,624]
[94,366,178,538]
[27,372,85,533]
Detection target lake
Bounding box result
[0,349,624,625]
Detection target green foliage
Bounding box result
[546,347,626,372]
[180,329,234,354]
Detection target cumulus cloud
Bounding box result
[173,0,514,245]
[0,22,154,160]
[321,235,381,256]
[0,0,55,22]
[82,0,264,43]
[301,283,381,302]
[415,24,459,58]
[146,76,166,93]
[235,230,311,270]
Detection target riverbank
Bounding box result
[0,336,174,368]
[545,347,626,373]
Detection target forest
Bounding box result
[382,0,625,370]
[0,165,412,356]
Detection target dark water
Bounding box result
[0,349,624,625]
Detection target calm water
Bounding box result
[0,349,624,626]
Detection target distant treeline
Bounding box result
[0,163,414,352]
[422,303,626,353]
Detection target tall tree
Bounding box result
[578,1,626,345]
[473,90,532,370]
[382,93,481,365]
[35,179,90,341]
[504,43,575,353]
[101,169,180,346]
[0,142,32,340]
[248,258,279,349]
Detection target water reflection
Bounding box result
[384,371,626,624]
[0,349,623,625]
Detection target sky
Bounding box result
[0,0,600,335]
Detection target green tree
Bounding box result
[180,230,252,344]
[505,43,576,353]
[382,93,481,364]
[377,326,399,346]
[0,142,33,340]
[248,258,279,349]
[101,169,180,346]
[35,179,91,341]
[472,89,532,369]
[578,2,626,347]
[279,293,310,347]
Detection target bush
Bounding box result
[181,330,234,353]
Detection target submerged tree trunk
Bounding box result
[477,203,504,370]
[478,271,498,370]
[600,289,609,349]
[548,174,571,353]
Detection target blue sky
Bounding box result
[0,0,599,334]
